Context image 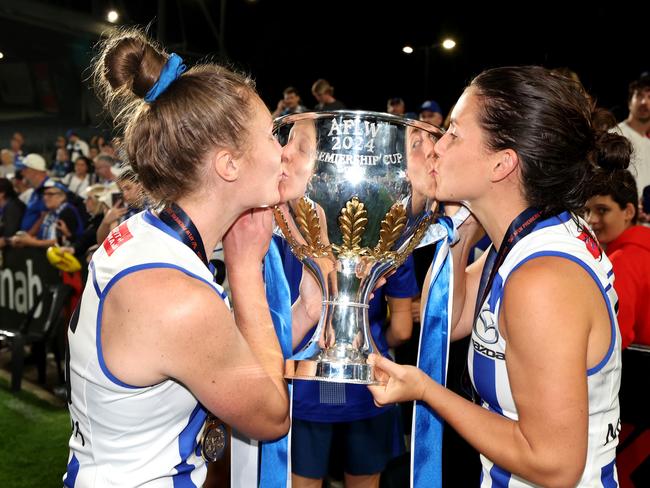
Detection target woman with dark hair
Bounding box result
[0,177,25,248]
[63,156,94,197]
[585,169,650,349]
[64,28,291,486]
[369,66,629,487]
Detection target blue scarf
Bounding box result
[411,216,455,488]
[259,239,294,487]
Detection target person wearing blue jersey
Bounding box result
[369,66,631,487]
[289,256,418,488]
[64,28,292,487]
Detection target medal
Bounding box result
[200,415,227,462]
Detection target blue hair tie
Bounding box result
[144,53,187,103]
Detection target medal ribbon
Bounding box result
[158,203,209,267]
[412,216,454,488]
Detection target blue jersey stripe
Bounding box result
[173,403,206,487]
[63,453,79,487]
[489,462,512,487]
[472,349,503,415]
[600,459,617,487]
[532,211,572,232]
[89,260,101,297]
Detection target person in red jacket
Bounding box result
[585,169,650,348]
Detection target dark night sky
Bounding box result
[1,0,648,121]
[123,0,650,118]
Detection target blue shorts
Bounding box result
[291,407,404,478]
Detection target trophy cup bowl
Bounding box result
[274,110,444,384]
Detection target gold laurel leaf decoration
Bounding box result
[338,197,368,252]
[273,202,332,260]
[273,206,308,260]
[374,203,407,258]
[294,197,322,249]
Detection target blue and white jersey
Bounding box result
[468,212,621,488]
[64,210,229,487]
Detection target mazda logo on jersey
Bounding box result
[474,302,500,344]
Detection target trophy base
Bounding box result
[285,358,384,385]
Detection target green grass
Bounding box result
[0,379,70,487]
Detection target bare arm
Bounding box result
[102,208,289,441]
[96,205,128,244]
[370,257,608,487]
[222,208,290,434]
[385,296,415,347]
[102,271,289,441]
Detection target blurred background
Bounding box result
[0,0,647,153]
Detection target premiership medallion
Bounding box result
[200,416,227,462]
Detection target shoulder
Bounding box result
[506,255,598,300]
[500,257,596,363]
[503,257,597,329]
[106,266,230,339]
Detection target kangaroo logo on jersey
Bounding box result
[474,302,500,344]
[577,230,602,260]
[103,222,133,256]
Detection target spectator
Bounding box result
[272,86,308,118]
[52,135,67,162]
[88,145,100,160]
[66,129,90,161]
[51,147,72,178]
[12,171,33,204]
[94,154,117,185]
[61,184,110,261]
[418,100,444,127]
[0,177,26,248]
[585,169,650,348]
[617,75,650,194]
[63,156,94,197]
[0,148,16,177]
[11,180,84,249]
[95,167,146,244]
[15,153,49,233]
[387,97,417,119]
[10,132,25,163]
[311,79,346,111]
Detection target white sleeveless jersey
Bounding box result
[468,212,621,488]
[64,211,229,488]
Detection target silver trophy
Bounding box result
[274,111,444,384]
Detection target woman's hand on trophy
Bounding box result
[223,207,274,269]
[367,353,430,407]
